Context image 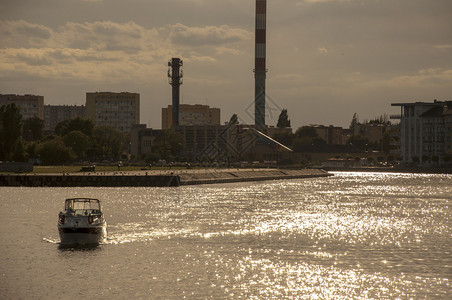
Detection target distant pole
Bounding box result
[168,58,183,127]
[254,0,267,131]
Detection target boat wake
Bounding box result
[43,237,60,244]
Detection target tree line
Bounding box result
[0,103,128,165]
[273,110,395,154]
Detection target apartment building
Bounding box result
[44,105,85,132]
[86,92,139,132]
[0,94,44,120]
[392,100,452,164]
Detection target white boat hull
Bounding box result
[58,198,107,246]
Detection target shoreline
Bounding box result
[322,166,452,174]
[0,168,332,187]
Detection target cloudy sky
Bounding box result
[1,0,451,129]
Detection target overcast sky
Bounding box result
[1,0,451,129]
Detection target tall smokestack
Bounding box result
[168,57,183,127]
[254,0,267,131]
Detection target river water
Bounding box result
[0,172,450,299]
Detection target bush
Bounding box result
[37,138,75,165]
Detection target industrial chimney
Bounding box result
[168,58,183,127]
[254,0,267,131]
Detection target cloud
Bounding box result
[169,23,251,47]
[434,44,452,51]
[0,20,52,48]
[56,21,150,53]
[360,68,452,90]
[298,0,355,4]
[0,19,249,86]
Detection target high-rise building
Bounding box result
[392,100,452,164]
[0,94,44,120]
[162,104,220,130]
[44,105,85,132]
[86,92,140,132]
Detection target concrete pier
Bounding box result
[0,168,331,187]
[179,168,331,185]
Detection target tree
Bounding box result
[152,130,184,160]
[292,126,326,152]
[37,138,75,165]
[295,126,317,138]
[381,132,391,154]
[55,117,94,137]
[23,116,44,141]
[92,125,127,159]
[26,142,39,159]
[228,114,238,125]
[293,136,313,152]
[346,135,369,151]
[272,131,294,147]
[12,139,27,162]
[277,109,291,128]
[432,155,439,166]
[0,103,23,160]
[422,155,430,163]
[63,131,91,158]
[350,113,359,129]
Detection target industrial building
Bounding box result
[162,104,220,129]
[392,100,452,165]
[85,92,140,132]
[0,94,44,120]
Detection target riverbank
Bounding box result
[0,168,332,187]
[322,166,452,174]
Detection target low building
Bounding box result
[266,126,293,138]
[44,105,85,132]
[162,104,220,129]
[130,125,161,158]
[0,94,44,120]
[351,123,386,143]
[313,125,344,145]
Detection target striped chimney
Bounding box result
[254,0,267,130]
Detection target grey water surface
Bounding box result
[1,172,450,299]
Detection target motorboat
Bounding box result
[58,198,107,245]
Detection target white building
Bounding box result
[392,100,452,164]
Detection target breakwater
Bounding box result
[179,169,331,185]
[0,174,180,187]
[0,169,331,187]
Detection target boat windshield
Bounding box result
[65,198,101,213]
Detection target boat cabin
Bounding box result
[64,198,102,216]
